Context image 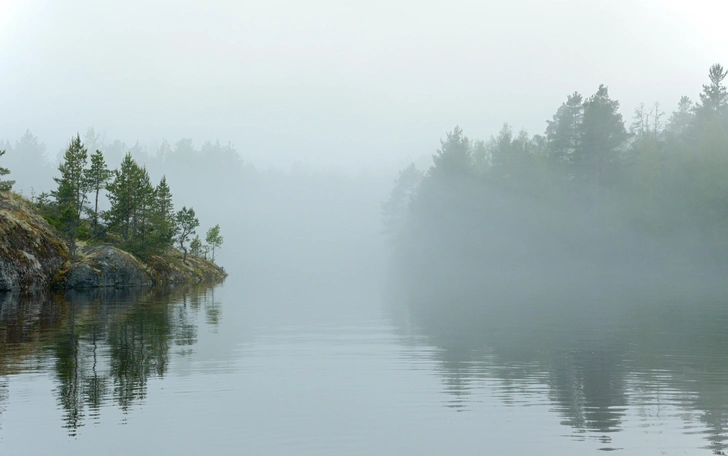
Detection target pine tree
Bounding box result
[146,176,176,253]
[205,224,223,261]
[131,167,155,244]
[576,85,628,188]
[84,150,112,232]
[175,206,199,263]
[105,153,138,240]
[0,150,14,192]
[666,96,695,139]
[431,126,472,177]
[695,63,728,122]
[546,92,584,164]
[52,134,88,257]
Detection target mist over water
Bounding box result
[4,2,728,454]
[1,153,728,454]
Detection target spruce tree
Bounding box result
[106,153,137,240]
[147,176,175,253]
[696,63,728,122]
[132,167,155,244]
[576,85,628,188]
[546,92,584,164]
[431,126,472,177]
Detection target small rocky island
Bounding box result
[0,190,226,292]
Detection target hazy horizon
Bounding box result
[2,0,727,170]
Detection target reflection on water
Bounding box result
[0,284,221,436]
[388,281,728,452]
[2,277,728,454]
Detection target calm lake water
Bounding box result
[1,272,728,455]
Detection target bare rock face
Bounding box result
[0,193,68,291]
[62,245,154,289]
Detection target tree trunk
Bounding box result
[93,188,100,232]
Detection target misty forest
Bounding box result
[4,54,728,454]
[384,64,728,294]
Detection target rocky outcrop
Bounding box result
[57,245,227,290]
[0,192,68,291]
[60,245,154,289]
[0,192,227,291]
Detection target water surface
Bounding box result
[1,276,727,455]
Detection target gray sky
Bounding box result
[1,0,726,170]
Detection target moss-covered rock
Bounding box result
[58,245,154,289]
[0,192,68,291]
[57,245,227,289]
[0,192,227,291]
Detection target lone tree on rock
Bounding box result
[175,206,199,263]
[205,224,223,261]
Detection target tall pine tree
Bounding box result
[52,134,88,257]
[84,149,112,233]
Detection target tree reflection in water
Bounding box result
[389,279,728,451]
[0,284,221,435]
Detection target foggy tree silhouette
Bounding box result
[388,63,728,297]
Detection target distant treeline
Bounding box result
[0,135,224,263]
[0,130,251,196]
[384,64,728,286]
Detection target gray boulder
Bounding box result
[64,245,153,289]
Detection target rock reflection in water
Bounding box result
[389,281,728,451]
[0,284,221,435]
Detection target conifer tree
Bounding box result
[105,153,138,240]
[84,150,111,232]
[0,150,14,192]
[546,92,584,163]
[132,167,155,243]
[431,126,472,177]
[147,176,176,252]
[695,63,728,122]
[52,134,88,257]
[576,85,628,188]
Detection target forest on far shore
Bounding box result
[384,64,728,287]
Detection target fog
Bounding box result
[3,0,728,286]
[1,0,727,170]
[5,3,728,453]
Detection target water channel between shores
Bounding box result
[1,277,728,455]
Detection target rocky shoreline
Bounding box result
[0,192,227,292]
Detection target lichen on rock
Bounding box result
[0,192,68,291]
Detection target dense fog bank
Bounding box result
[1,131,393,291]
[384,64,728,301]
